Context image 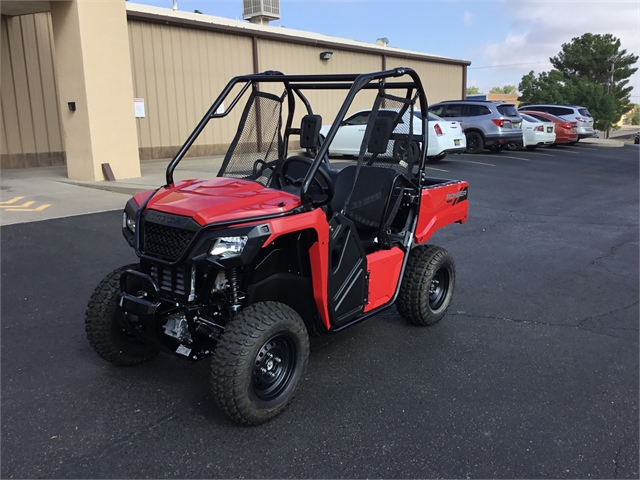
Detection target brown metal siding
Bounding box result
[1,11,468,168]
[128,20,254,160]
[1,13,64,168]
[386,56,464,104]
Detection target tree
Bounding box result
[518,33,638,132]
[631,105,640,126]
[489,85,517,95]
[551,33,638,120]
[466,86,481,95]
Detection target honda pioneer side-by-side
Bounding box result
[85,68,469,425]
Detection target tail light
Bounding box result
[575,117,587,122]
[492,119,511,128]
[534,125,544,132]
[434,124,443,136]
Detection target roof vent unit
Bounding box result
[243,0,280,25]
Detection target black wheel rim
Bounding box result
[468,134,480,152]
[252,333,297,401]
[429,267,450,310]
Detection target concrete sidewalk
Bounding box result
[0,156,224,226]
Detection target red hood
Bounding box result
[139,178,301,226]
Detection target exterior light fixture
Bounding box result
[319,51,333,61]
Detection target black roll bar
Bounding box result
[164,68,429,196]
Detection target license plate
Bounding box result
[454,139,460,146]
[547,127,552,133]
[589,121,593,126]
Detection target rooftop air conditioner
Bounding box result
[243,0,280,23]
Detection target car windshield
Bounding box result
[521,111,563,123]
[496,105,519,117]
[414,111,442,122]
[521,114,540,123]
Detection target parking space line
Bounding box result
[556,149,580,154]
[425,166,449,172]
[521,151,555,157]
[474,154,529,162]
[0,196,25,205]
[449,159,495,167]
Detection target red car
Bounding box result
[519,110,578,145]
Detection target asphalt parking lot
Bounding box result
[2,143,638,478]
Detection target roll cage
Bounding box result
[164,68,430,208]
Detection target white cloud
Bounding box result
[466,0,640,97]
[463,11,473,25]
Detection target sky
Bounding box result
[130,0,640,101]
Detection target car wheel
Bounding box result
[396,245,456,326]
[488,145,506,153]
[210,301,309,425]
[464,131,484,154]
[506,141,522,151]
[393,140,420,166]
[85,264,159,366]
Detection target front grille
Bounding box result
[150,263,195,300]
[142,221,195,261]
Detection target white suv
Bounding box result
[517,104,594,140]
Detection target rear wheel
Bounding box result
[465,131,484,154]
[397,245,456,326]
[393,140,420,165]
[211,302,309,425]
[85,264,159,366]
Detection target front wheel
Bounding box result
[396,245,456,326]
[210,302,309,425]
[85,264,159,366]
[465,131,484,154]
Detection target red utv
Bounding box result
[85,68,469,425]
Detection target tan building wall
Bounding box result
[128,20,254,160]
[2,6,470,169]
[1,13,64,169]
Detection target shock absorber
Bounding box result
[227,267,242,314]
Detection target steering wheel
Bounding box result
[281,155,334,207]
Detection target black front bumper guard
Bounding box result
[118,269,186,357]
[117,269,218,361]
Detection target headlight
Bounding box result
[123,212,136,233]
[209,236,248,258]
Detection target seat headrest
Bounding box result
[300,114,322,149]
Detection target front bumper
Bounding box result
[484,132,523,146]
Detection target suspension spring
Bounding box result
[227,267,242,313]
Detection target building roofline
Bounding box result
[126,3,471,67]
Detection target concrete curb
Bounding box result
[580,138,625,148]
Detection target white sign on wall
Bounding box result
[134,98,145,118]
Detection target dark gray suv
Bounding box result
[428,100,523,154]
